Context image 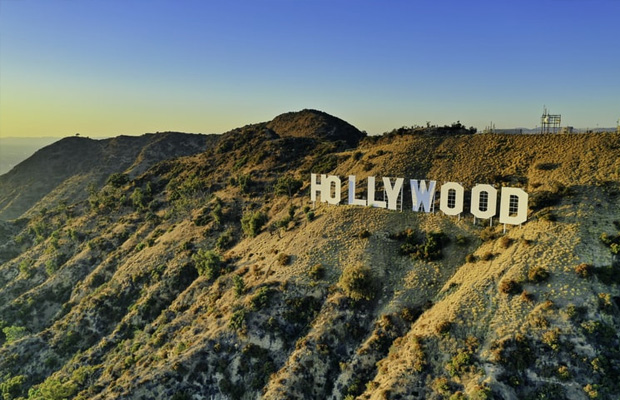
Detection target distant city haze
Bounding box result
[0,1,618,138]
[0,137,63,175]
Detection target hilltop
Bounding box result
[0,110,619,400]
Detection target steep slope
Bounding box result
[0,118,619,400]
[0,132,217,221]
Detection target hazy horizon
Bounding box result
[1,1,619,138]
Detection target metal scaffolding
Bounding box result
[541,107,561,134]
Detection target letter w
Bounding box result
[410,180,436,212]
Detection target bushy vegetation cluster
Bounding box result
[192,249,222,281]
[391,229,449,261]
[339,264,376,301]
[241,211,267,238]
[601,231,620,255]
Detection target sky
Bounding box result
[0,0,619,137]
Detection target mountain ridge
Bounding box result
[0,132,217,221]
[0,111,618,400]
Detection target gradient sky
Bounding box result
[1,0,619,137]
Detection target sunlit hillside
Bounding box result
[0,110,619,400]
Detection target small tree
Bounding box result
[339,264,376,301]
[241,211,267,237]
[274,175,303,197]
[233,275,245,297]
[106,173,129,188]
[192,249,221,281]
[131,187,145,210]
[2,325,28,344]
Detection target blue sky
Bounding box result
[1,0,618,137]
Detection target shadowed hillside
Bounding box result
[0,110,619,400]
[0,133,217,221]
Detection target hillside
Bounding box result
[0,110,619,400]
[0,132,217,221]
[0,137,61,176]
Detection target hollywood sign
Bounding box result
[310,174,529,226]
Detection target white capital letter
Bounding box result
[348,175,366,206]
[499,187,528,225]
[310,173,322,202]
[410,180,436,213]
[470,184,497,220]
[367,176,387,208]
[439,182,464,216]
[321,175,342,205]
[383,177,404,211]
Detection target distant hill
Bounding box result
[0,132,217,220]
[266,108,365,146]
[0,137,62,175]
[0,110,619,399]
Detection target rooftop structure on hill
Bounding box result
[541,106,561,134]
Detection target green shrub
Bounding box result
[435,320,452,336]
[230,308,247,333]
[542,328,561,351]
[449,392,467,400]
[431,377,452,396]
[192,249,221,281]
[499,279,521,295]
[33,377,78,400]
[465,253,477,263]
[45,258,59,276]
[2,325,28,344]
[499,236,513,248]
[446,350,473,377]
[393,229,449,261]
[277,253,291,266]
[528,266,549,283]
[309,264,325,280]
[106,173,129,188]
[0,374,26,400]
[216,228,235,250]
[274,176,303,197]
[241,211,267,237]
[575,263,593,278]
[339,264,376,301]
[250,287,272,310]
[283,296,322,326]
[131,188,146,210]
[600,232,620,255]
[18,259,33,278]
[211,200,223,226]
[455,235,468,246]
[479,226,498,241]
[583,383,599,399]
[557,365,571,380]
[520,290,534,303]
[275,216,292,230]
[237,174,252,194]
[491,334,533,370]
[470,384,492,400]
[233,275,245,297]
